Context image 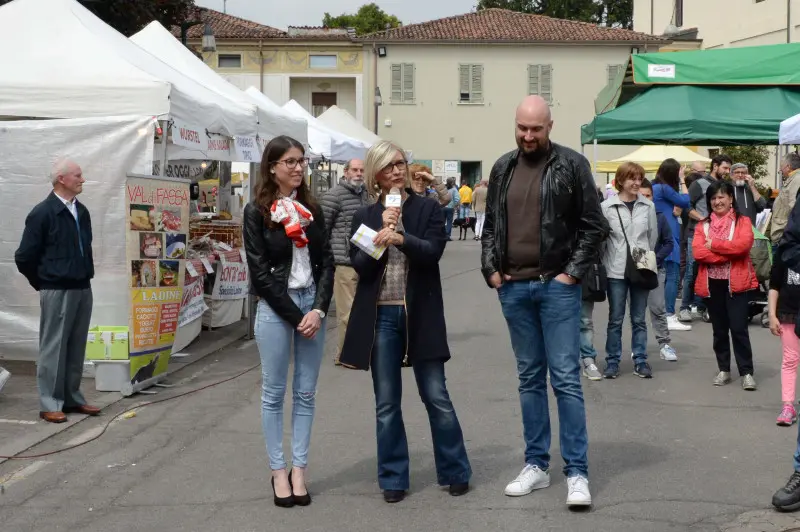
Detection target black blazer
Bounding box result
[340,191,450,371]
[15,192,94,291]
[243,201,334,328]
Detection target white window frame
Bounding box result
[309,54,338,69]
[458,64,484,104]
[390,63,415,104]
[528,64,553,105]
[217,54,242,69]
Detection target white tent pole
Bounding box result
[158,119,169,177]
[593,140,598,180]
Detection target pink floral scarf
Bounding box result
[707,210,736,279]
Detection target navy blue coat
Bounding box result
[340,191,450,371]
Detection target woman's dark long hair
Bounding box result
[255,135,317,226]
[704,179,740,222]
[655,158,681,191]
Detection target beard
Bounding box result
[517,137,550,162]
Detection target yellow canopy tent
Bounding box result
[594,146,710,173]
[198,172,246,187]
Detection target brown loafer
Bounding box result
[62,404,101,416]
[40,411,68,423]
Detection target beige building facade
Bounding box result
[634,0,797,48]
[361,9,663,185]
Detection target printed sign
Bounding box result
[152,160,206,180]
[234,136,260,163]
[444,160,459,173]
[171,119,204,150]
[205,135,233,161]
[178,277,207,327]
[126,175,190,387]
[211,259,249,300]
[647,64,676,79]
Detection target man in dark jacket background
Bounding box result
[15,159,100,423]
[730,163,766,226]
[481,95,608,508]
[320,159,368,364]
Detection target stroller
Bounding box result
[701,224,772,327]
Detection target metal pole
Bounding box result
[158,120,169,177]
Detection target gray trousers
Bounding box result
[38,288,92,412]
[647,268,670,346]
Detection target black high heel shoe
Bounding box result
[271,476,295,508]
[289,468,312,506]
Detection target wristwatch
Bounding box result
[314,309,326,319]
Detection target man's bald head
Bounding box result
[515,96,553,159]
[691,160,707,174]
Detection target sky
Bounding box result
[194,0,477,30]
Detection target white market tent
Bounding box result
[0,0,258,138]
[594,145,711,173]
[131,22,308,145]
[780,113,800,145]
[318,106,382,146]
[279,98,369,161]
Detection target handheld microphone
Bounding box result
[385,186,402,230]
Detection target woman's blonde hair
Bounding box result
[409,163,432,175]
[364,140,410,198]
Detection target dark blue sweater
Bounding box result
[655,212,674,269]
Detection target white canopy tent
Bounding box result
[317,106,382,146]
[0,0,258,138]
[131,22,308,146]
[780,113,800,145]
[278,98,369,161]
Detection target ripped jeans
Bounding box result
[255,286,326,470]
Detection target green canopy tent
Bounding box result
[596,42,800,115]
[582,85,800,146]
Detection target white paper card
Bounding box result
[100,331,112,345]
[115,332,128,341]
[87,333,96,343]
[218,242,233,251]
[239,248,247,262]
[350,224,387,260]
[185,261,199,277]
[201,258,214,273]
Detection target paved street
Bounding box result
[2,240,800,532]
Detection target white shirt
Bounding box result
[54,191,78,221]
[287,245,313,289]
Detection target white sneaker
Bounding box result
[566,475,592,507]
[659,344,678,362]
[667,315,692,331]
[504,464,550,496]
[0,367,10,393]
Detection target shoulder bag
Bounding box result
[616,207,658,291]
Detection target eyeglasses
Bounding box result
[382,160,407,174]
[277,157,310,169]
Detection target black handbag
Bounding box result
[616,208,658,291]
[582,262,607,302]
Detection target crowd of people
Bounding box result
[238,95,800,512]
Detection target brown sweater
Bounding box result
[505,155,546,280]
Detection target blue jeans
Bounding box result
[443,207,454,237]
[664,260,680,315]
[681,233,705,312]
[459,205,471,219]
[255,287,326,470]
[498,279,589,478]
[794,421,800,471]
[580,300,597,360]
[605,278,649,364]
[371,305,471,490]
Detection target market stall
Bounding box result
[317,105,382,146]
[280,98,370,161]
[0,0,267,394]
[594,145,710,173]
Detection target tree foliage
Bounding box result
[0,0,195,36]
[475,0,633,30]
[720,146,771,183]
[322,3,402,35]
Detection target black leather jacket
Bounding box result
[480,143,609,286]
[243,201,334,327]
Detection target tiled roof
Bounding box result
[362,9,664,43]
[287,26,354,41]
[172,7,287,40]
